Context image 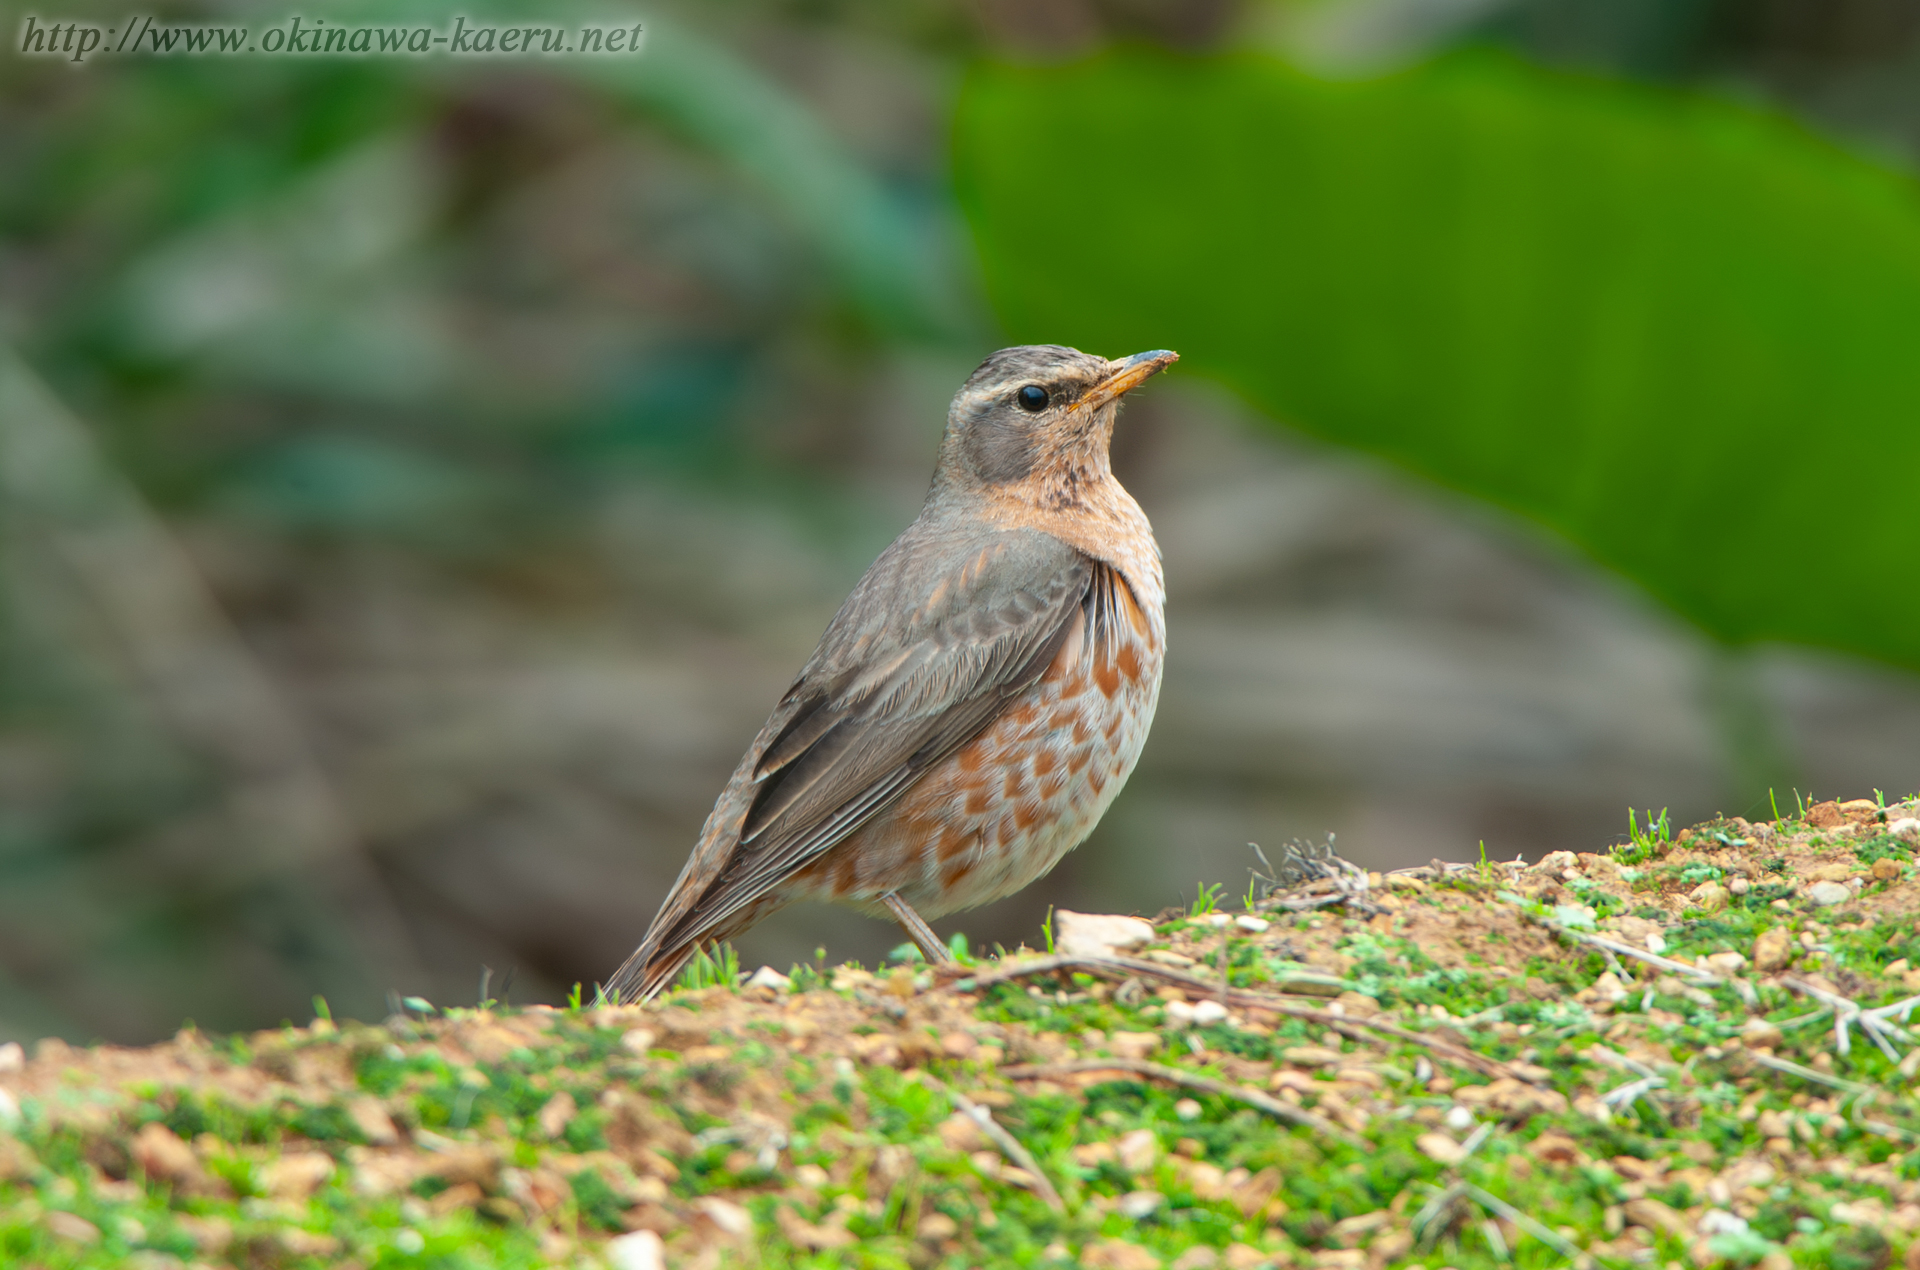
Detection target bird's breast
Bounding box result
[791,562,1164,917]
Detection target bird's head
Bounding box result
[935,344,1178,504]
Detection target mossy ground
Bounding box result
[4,796,1920,1270]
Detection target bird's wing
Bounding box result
[611,524,1091,996]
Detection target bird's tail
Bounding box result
[603,938,700,1006]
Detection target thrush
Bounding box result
[606,344,1175,1002]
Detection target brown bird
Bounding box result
[606,344,1175,1003]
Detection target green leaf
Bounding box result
[954,48,1920,669]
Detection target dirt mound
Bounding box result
[4,797,1920,1269]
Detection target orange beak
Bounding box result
[1080,349,1178,412]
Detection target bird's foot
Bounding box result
[881,891,956,964]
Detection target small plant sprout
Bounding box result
[476,965,512,1009]
[1618,807,1672,863]
[676,943,740,993]
[311,996,332,1025]
[1042,905,1056,953]
[1190,882,1224,918]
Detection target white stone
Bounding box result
[1589,971,1629,1003]
[0,1088,18,1131]
[605,1229,666,1270]
[1645,933,1667,954]
[1199,913,1233,929]
[1808,881,1852,907]
[1117,1190,1166,1218]
[1889,818,1920,843]
[1174,1098,1202,1121]
[745,965,792,991]
[1417,1132,1468,1165]
[1054,910,1157,958]
[1234,915,1270,933]
[1164,1000,1197,1027]
[1190,1000,1229,1027]
[695,1196,753,1237]
[1704,952,1747,975]
[0,1042,21,1073]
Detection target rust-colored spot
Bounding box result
[1087,768,1107,796]
[964,787,992,816]
[1093,661,1121,698]
[1039,773,1065,802]
[1067,749,1090,776]
[1116,642,1142,682]
[938,824,973,862]
[997,815,1019,846]
[832,850,859,896]
[956,742,985,773]
[1032,749,1057,777]
[1014,800,1041,830]
[941,859,975,891]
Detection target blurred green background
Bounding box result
[4,0,1920,1043]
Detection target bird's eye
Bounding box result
[1016,385,1049,412]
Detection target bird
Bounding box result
[606,344,1176,1003]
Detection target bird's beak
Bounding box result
[1080,349,1179,412]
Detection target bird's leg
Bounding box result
[881,891,955,964]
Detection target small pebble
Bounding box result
[606,1230,666,1270]
[44,1212,100,1244]
[1807,880,1852,907]
[745,965,792,991]
[1174,1098,1202,1121]
[1234,914,1270,933]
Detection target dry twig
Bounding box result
[917,1075,1065,1213]
[997,1058,1361,1145]
[955,954,1533,1083]
[1779,977,1919,1061]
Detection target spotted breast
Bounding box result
[790,560,1164,918]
